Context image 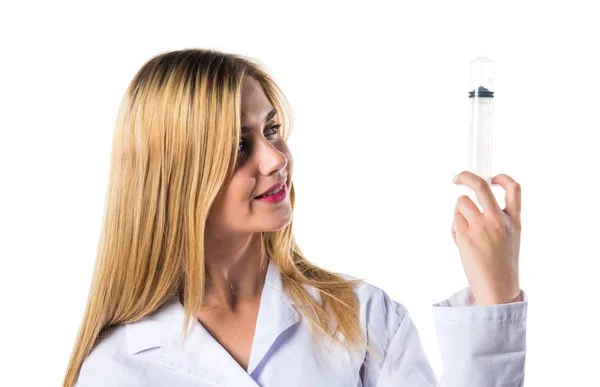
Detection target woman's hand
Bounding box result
[451,171,522,305]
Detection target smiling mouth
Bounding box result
[255,184,285,199]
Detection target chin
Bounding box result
[262,214,293,232]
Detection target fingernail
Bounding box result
[453,174,458,183]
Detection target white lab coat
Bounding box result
[75,259,527,386]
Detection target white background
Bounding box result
[1,1,599,385]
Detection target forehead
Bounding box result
[241,77,275,123]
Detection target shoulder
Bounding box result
[337,272,408,331]
[335,271,416,372]
[75,300,182,386]
[75,325,140,387]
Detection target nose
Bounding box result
[256,138,287,176]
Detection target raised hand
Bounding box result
[451,171,522,305]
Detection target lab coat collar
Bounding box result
[125,258,302,386]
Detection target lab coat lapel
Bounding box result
[126,259,302,386]
[158,318,260,387]
[246,259,301,375]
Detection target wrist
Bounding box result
[474,289,522,305]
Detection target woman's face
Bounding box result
[206,77,293,238]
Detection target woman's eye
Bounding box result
[238,125,281,154]
[266,124,281,136]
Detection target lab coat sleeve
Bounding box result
[432,287,528,386]
[361,287,528,387]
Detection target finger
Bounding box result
[451,220,458,246]
[455,195,480,226]
[453,211,469,237]
[491,174,522,220]
[454,171,502,218]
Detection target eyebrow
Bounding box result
[241,108,278,133]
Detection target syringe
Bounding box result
[468,55,495,185]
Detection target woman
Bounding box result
[63,49,527,387]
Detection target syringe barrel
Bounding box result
[468,56,495,185]
[468,97,494,184]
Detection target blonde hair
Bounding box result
[62,48,369,387]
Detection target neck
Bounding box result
[203,232,268,309]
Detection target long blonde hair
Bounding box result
[62,48,368,387]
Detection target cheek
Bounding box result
[225,179,255,207]
[212,180,249,210]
